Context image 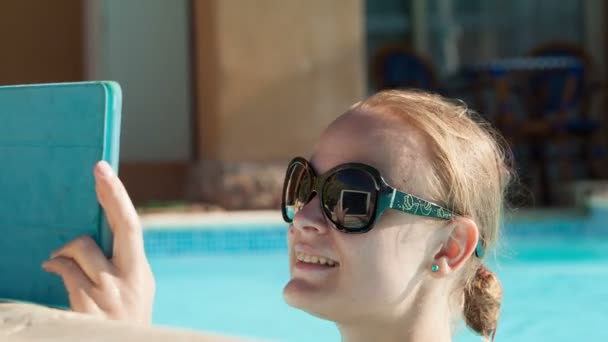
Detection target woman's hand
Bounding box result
[42,161,155,324]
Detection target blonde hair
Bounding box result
[352,89,512,340]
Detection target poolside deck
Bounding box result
[140,210,283,230]
[0,302,262,341]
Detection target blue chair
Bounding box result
[370,44,439,92]
[522,42,605,204]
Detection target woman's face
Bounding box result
[283,111,445,323]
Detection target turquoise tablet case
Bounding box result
[0,81,121,307]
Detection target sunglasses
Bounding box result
[281,157,456,234]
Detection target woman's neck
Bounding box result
[336,286,453,342]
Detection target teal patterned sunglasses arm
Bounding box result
[386,189,455,220]
[378,190,483,256]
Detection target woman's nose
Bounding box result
[292,195,329,235]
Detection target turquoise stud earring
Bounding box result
[431,264,439,272]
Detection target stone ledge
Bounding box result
[185,160,286,211]
[0,303,263,342]
[572,180,608,206]
[141,210,284,230]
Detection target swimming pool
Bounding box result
[145,209,608,342]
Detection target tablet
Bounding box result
[0,81,121,307]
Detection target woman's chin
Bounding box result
[283,278,336,321]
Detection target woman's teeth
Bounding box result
[296,252,337,266]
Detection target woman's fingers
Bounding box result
[42,256,101,314]
[40,161,156,324]
[93,161,146,273]
[50,235,114,285]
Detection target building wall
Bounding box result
[0,1,84,85]
[186,0,366,207]
[193,0,366,162]
[85,0,193,162]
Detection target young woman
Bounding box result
[44,89,511,341]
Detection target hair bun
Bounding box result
[463,265,503,341]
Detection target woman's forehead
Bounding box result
[310,111,431,186]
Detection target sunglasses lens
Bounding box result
[322,169,377,231]
[283,161,312,221]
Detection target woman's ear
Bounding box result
[430,217,479,276]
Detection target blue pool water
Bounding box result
[146,215,608,342]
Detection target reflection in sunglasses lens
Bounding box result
[284,163,311,220]
[323,169,376,230]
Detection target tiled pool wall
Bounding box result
[145,227,287,256]
[508,205,608,237]
[143,206,608,256]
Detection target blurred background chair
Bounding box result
[370,44,439,93]
[520,41,605,204]
[442,41,606,205]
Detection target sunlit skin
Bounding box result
[283,110,480,342]
[42,161,155,324]
[41,109,480,342]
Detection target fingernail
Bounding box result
[42,263,58,275]
[97,161,114,177]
